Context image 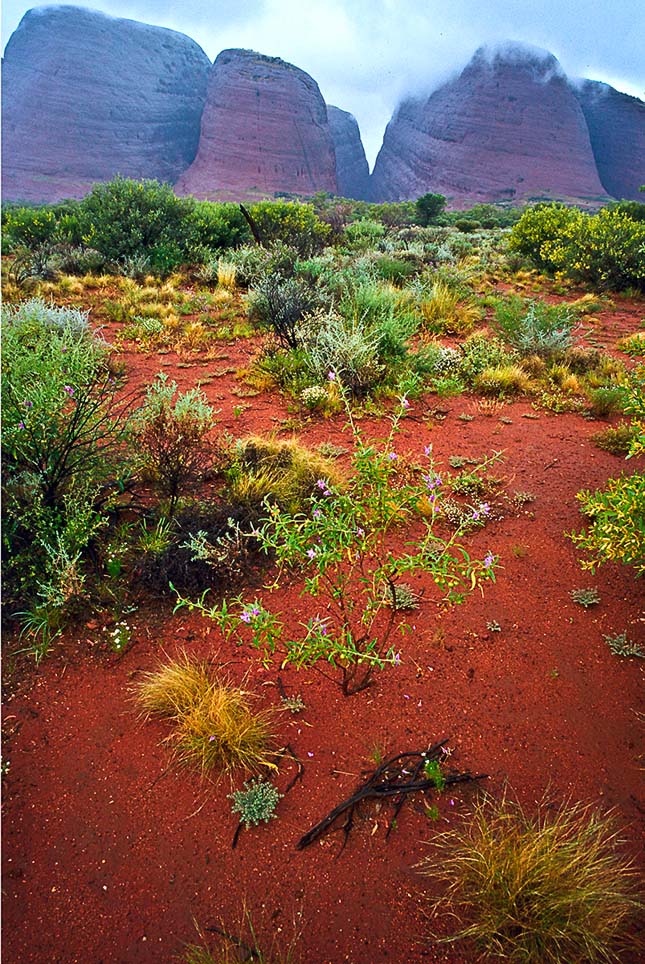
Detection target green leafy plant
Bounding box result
[176,397,498,695]
[229,778,282,828]
[419,793,644,963]
[424,759,446,791]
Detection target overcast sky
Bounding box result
[3,1,644,165]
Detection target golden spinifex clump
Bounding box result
[418,793,643,963]
[136,651,277,775]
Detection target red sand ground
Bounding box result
[2,296,644,964]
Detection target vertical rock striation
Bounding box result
[1,5,211,203]
[575,80,645,201]
[371,42,608,206]
[176,48,337,199]
[327,105,370,199]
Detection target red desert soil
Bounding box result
[3,300,644,964]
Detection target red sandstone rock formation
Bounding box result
[176,49,337,199]
[575,80,645,201]
[370,43,608,206]
[327,105,370,200]
[1,5,211,203]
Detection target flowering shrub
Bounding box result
[509,204,645,291]
[176,396,498,695]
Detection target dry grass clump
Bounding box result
[136,652,277,776]
[419,793,643,963]
[474,364,533,397]
[228,435,343,512]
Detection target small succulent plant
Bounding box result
[604,632,644,659]
[280,693,306,714]
[229,779,282,828]
[570,587,601,609]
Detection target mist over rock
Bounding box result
[1,5,211,203]
[370,42,608,206]
[175,49,337,199]
[575,80,645,201]
[327,106,370,200]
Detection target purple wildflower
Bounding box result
[63,385,75,397]
[306,547,317,560]
[388,452,398,461]
[327,370,336,382]
[424,445,432,457]
[23,400,33,409]
[240,612,251,624]
[483,552,495,569]
[424,474,442,490]
[393,652,401,666]
[18,421,26,430]
[313,508,322,519]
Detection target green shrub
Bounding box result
[303,310,384,396]
[248,275,319,349]
[76,176,194,271]
[570,474,645,574]
[459,332,517,383]
[2,299,129,649]
[591,423,638,455]
[127,374,216,516]
[419,793,643,963]
[587,385,626,419]
[248,201,331,257]
[493,297,574,357]
[415,193,447,226]
[509,204,645,290]
[343,218,386,250]
[230,779,282,828]
[186,200,251,255]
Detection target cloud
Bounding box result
[2,0,643,166]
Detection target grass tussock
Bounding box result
[136,652,277,776]
[419,793,643,963]
[228,435,343,512]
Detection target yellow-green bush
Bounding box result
[509,204,645,291]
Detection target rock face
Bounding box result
[176,49,337,199]
[575,80,645,201]
[2,5,211,203]
[371,43,608,205]
[327,106,370,199]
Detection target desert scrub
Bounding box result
[177,397,498,695]
[492,296,574,357]
[419,793,644,963]
[127,374,216,516]
[136,652,277,776]
[2,298,131,651]
[509,203,645,291]
[302,309,384,396]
